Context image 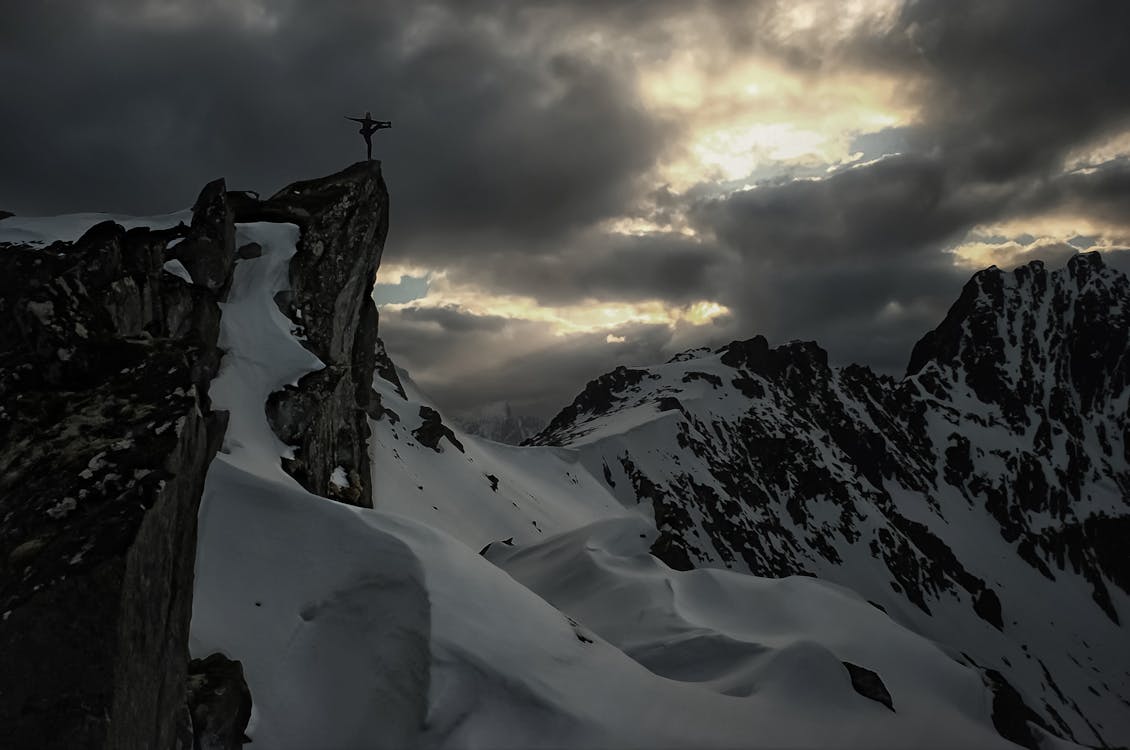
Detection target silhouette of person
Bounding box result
[345,111,392,160]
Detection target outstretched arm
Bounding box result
[377,121,392,128]
[345,116,365,123]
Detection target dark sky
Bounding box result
[4,0,1130,419]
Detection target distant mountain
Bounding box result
[6,156,1126,749]
[523,252,1130,748]
[455,404,546,445]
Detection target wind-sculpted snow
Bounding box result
[526,253,1130,747]
[369,346,1039,748]
[190,168,1038,747]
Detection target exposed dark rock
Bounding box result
[186,653,252,750]
[529,253,1129,745]
[602,461,616,487]
[375,335,407,399]
[0,210,12,220]
[730,376,765,398]
[235,161,390,507]
[236,242,262,259]
[165,180,236,295]
[650,531,695,571]
[682,370,722,388]
[974,587,1004,631]
[982,668,1056,750]
[528,366,655,445]
[479,537,516,556]
[0,182,232,748]
[485,473,499,491]
[266,366,370,506]
[412,405,465,453]
[843,662,894,711]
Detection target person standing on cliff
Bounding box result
[345,111,392,161]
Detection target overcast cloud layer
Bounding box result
[4,0,1130,418]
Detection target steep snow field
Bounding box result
[184,219,1029,748]
[5,207,1107,747]
[534,347,1130,736]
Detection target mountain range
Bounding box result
[0,163,1126,749]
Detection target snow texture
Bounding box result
[185,219,1064,748]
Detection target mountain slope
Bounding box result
[8,165,1121,748]
[524,253,1130,747]
[368,351,1015,749]
[189,164,1030,747]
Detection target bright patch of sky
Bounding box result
[947,216,1130,270]
[374,272,430,306]
[640,57,918,195]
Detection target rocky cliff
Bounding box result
[0,161,389,747]
[233,162,390,507]
[0,182,233,748]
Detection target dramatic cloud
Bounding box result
[4,0,1130,418]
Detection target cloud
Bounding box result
[0,0,669,237]
[895,0,1130,182]
[690,154,996,264]
[5,0,1130,419]
[380,304,682,419]
[395,304,509,333]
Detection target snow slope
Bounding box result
[185,216,1025,748]
[523,256,1130,747]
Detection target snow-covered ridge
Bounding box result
[187,165,1044,746]
[522,253,1130,747]
[7,169,1122,748]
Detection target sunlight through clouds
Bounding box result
[637,55,917,192]
[378,265,730,337]
[948,216,1130,269]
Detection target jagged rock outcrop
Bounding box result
[843,662,894,711]
[527,253,1130,747]
[0,183,234,747]
[186,653,252,750]
[412,405,465,453]
[237,161,389,507]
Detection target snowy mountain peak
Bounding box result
[907,251,1130,419]
[517,253,1130,747]
[6,153,1127,750]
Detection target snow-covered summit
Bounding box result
[520,253,1130,747]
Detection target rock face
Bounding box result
[412,405,465,453]
[0,184,233,747]
[0,162,390,746]
[186,654,252,750]
[843,662,894,711]
[528,253,1130,747]
[238,161,389,507]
